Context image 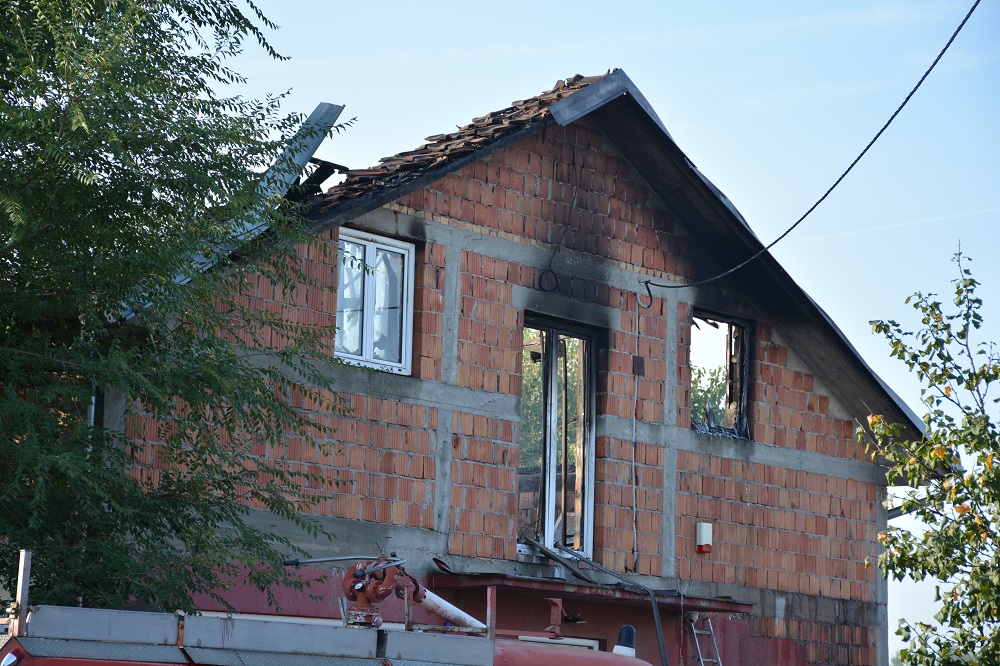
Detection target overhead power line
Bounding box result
[641,0,983,296]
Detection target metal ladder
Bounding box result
[687,616,722,666]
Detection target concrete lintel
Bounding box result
[512,284,620,331]
[314,361,519,421]
[596,416,880,484]
[355,207,685,296]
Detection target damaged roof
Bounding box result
[310,72,611,220]
[306,69,923,442]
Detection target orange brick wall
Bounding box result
[396,124,689,282]
[411,240,447,381]
[676,450,878,600]
[315,395,436,527]
[677,449,881,665]
[752,324,865,460]
[448,412,519,559]
[125,116,888,663]
[457,252,522,394]
[598,293,668,424]
[593,437,664,576]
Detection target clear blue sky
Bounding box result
[232,0,999,655]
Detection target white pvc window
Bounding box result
[335,229,414,375]
[518,321,595,557]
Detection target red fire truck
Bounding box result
[1,553,654,666]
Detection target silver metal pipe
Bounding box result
[418,589,486,629]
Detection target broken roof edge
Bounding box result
[121,102,344,321]
[548,69,672,141]
[307,120,547,236]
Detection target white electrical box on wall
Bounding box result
[696,522,713,553]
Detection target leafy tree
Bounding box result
[867,253,1000,664]
[691,364,726,425]
[0,0,345,611]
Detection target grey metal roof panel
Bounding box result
[183,647,382,666]
[17,637,188,663]
[549,68,672,140]
[183,614,376,658]
[26,605,178,645]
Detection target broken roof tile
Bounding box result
[309,71,614,214]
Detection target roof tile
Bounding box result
[310,72,613,215]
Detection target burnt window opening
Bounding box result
[690,313,750,439]
[518,318,596,556]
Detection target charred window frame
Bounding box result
[517,315,597,556]
[690,311,751,439]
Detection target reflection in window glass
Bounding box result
[335,240,365,357]
[373,248,404,364]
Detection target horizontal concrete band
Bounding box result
[314,360,877,485]
[676,576,880,629]
[600,416,881,485]
[356,207,683,296]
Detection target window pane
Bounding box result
[690,314,748,436]
[372,248,404,363]
[335,240,365,357]
[556,335,585,551]
[518,328,545,541]
[518,328,588,551]
[690,316,728,427]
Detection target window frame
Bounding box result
[689,310,752,440]
[335,228,415,375]
[519,315,597,557]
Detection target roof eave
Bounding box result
[572,90,923,441]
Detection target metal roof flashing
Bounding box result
[548,69,673,141]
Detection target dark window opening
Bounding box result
[690,313,750,439]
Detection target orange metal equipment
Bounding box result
[1,550,655,666]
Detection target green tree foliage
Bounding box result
[691,364,726,424]
[867,254,1000,664]
[0,0,345,611]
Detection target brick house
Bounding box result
[194,70,922,665]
